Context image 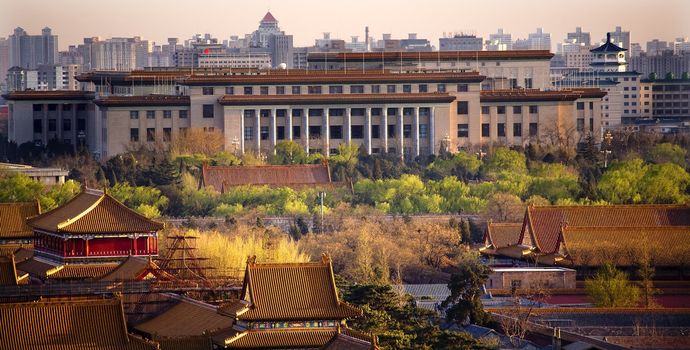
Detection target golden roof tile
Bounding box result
[135,298,233,338]
[0,201,40,239]
[202,164,333,190]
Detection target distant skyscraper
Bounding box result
[527,28,551,51]
[0,37,9,92]
[8,27,58,70]
[251,12,282,48]
[487,29,512,51]
[673,38,690,54]
[646,39,669,56]
[630,43,643,58]
[607,26,630,57]
[439,34,483,51]
[567,27,591,46]
[250,12,294,68]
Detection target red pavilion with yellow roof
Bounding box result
[26,188,163,263]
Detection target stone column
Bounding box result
[382,105,389,152]
[72,104,77,150]
[323,108,330,157]
[255,109,261,153]
[57,104,63,140]
[240,109,245,154]
[269,108,277,153]
[287,108,293,141]
[42,104,48,146]
[304,109,310,153]
[397,110,404,158]
[429,107,436,154]
[365,107,372,155]
[345,107,352,145]
[413,106,420,157]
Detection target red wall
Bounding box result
[88,238,132,256]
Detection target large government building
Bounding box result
[5,52,606,160]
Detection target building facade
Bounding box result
[439,35,483,51]
[8,27,58,70]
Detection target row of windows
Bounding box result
[204,84,469,96]
[130,110,188,119]
[480,105,540,114]
[652,94,690,99]
[33,118,85,133]
[130,127,174,142]
[652,102,690,107]
[32,104,87,112]
[457,122,538,138]
[242,107,433,118]
[243,124,431,141]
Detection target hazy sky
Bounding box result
[2,0,689,50]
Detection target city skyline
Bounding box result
[2,0,690,50]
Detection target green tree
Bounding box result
[585,263,640,307]
[330,144,361,190]
[480,147,527,180]
[639,163,690,204]
[0,173,44,202]
[598,158,648,203]
[443,254,492,324]
[483,192,524,222]
[270,140,308,164]
[647,143,687,168]
[528,163,580,203]
[41,180,81,211]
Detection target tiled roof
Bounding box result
[307,50,555,61]
[27,188,164,234]
[480,88,606,102]
[321,330,376,350]
[591,34,627,53]
[484,223,523,250]
[135,297,233,337]
[219,256,362,321]
[155,336,212,350]
[47,262,120,280]
[216,328,338,349]
[15,256,61,277]
[261,11,277,23]
[2,90,95,101]
[522,205,690,255]
[0,201,40,239]
[183,71,485,85]
[94,95,190,107]
[561,226,690,266]
[0,254,28,286]
[218,92,457,106]
[202,164,333,190]
[0,297,159,350]
[99,256,164,282]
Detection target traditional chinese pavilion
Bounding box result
[0,201,41,252]
[213,255,376,349]
[26,188,163,263]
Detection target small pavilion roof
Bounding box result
[0,201,40,239]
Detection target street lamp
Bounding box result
[476,149,486,160]
[318,191,326,234]
[231,137,240,155]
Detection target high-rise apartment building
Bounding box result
[527,28,551,51]
[567,27,591,46]
[486,29,512,51]
[439,34,483,51]
[8,27,58,70]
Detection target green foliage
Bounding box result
[270,141,308,165]
[585,263,641,307]
[0,172,44,202]
[598,158,690,204]
[481,148,527,180]
[443,254,492,325]
[647,143,687,168]
[109,182,169,217]
[528,163,580,203]
[426,151,482,181]
[40,180,81,211]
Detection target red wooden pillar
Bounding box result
[62,237,66,257]
[85,239,89,256]
[132,236,137,255]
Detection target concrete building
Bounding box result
[306,51,554,90]
[563,46,593,71]
[400,33,432,52]
[5,64,82,92]
[198,52,272,69]
[673,38,690,54]
[487,267,576,290]
[647,40,669,56]
[439,34,483,51]
[630,43,643,58]
[0,37,9,92]
[0,163,68,185]
[639,76,690,124]
[486,29,512,51]
[527,28,551,51]
[345,36,367,52]
[607,26,631,59]
[566,27,591,47]
[6,69,604,159]
[8,27,58,70]
[629,51,690,78]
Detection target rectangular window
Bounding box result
[513,123,522,137]
[577,102,585,110]
[225,86,234,95]
[308,109,323,117]
[371,85,380,94]
[351,125,364,139]
[147,110,155,119]
[277,126,285,140]
[419,124,428,138]
[371,125,380,139]
[308,86,322,94]
[163,110,172,119]
[48,119,56,132]
[350,85,364,93]
[329,85,343,94]
[576,119,585,131]
[371,108,382,116]
[260,126,269,140]
[529,123,538,137]
[513,106,522,114]
[244,126,253,140]
[481,106,490,114]
[276,86,285,95]
[292,126,301,138]
[329,108,345,117]
[202,87,214,95]
[330,125,343,139]
[481,123,490,137]
[403,85,412,93]
[291,109,303,117]
[457,124,469,137]
[309,125,321,138]
[130,111,139,119]
[351,108,365,116]
[387,125,396,138]
[292,86,301,94]
[130,128,139,142]
[525,78,533,89]
[33,119,42,133]
[47,104,57,111]
[179,110,188,118]
[497,106,506,114]
[77,119,86,131]
[419,84,428,93]
[387,84,397,93]
[529,105,538,114]
[163,128,172,142]
[202,104,214,118]
[244,86,253,95]
[146,128,155,142]
[457,83,468,92]
[260,86,269,95]
[33,104,42,112]
[497,123,505,137]
[63,119,71,131]
[437,84,446,92]
[403,124,412,138]
[457,101,469,115]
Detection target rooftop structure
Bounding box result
[201,163,333,191]
[0,201,40,249]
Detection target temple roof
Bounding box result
[212,327,375,349]
[591,33,627,53]
[202,164,333,190]
[0,255,28,286]
[521,205,690,255]
[261,11,278,23]
[0,201,41,239]
[26,188,164,234]
[135,296,232,338]
[219,256,362,321]
[99,256,166,282]
[483,222,523,250]
[0,297,159,350]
